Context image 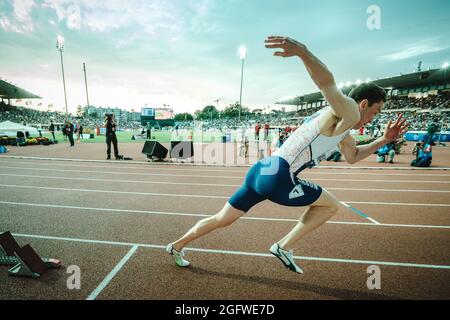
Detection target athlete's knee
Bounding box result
[213,213,234,228]
[215,204,244,228]
[311,189,340,214]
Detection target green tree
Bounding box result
[76,105,85,117]
[174,113,194,121]
[220,102,250,119]
[199,105,220,120]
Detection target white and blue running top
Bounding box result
[273,107,350,175]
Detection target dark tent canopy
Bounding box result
[0,80,41,99]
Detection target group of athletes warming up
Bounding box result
[166,36,409,274]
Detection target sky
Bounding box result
[0,0,449,114]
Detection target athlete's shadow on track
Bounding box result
[185,266,404,300]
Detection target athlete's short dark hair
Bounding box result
[349,83,386,106]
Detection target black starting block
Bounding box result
[0,231,62,278]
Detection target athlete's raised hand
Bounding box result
[383,114,409,142]
[265,36,307,57]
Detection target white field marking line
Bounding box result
[1,159,449,177]
[86,245,138,301]
[1,184,450,207]
[1,173,450,193]
[3,200,449,229]
[7,232,450,270]
[1,166,449,184]
[2,155,450,171]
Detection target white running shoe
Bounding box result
[166,243,190,267]
[270,243,303,274]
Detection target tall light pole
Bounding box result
[238,45,247,121]
[56,35,68,116]
[83,62,90,109]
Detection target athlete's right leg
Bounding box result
[171,202,245,252]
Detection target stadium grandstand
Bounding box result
[1,69,449,136]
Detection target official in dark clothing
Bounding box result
[79,125,84,140]
[105,114,119,160]
[49,121,56,142]
[66,121,75,147]
[146,122,152,140]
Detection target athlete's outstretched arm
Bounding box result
[265,36,359,123]
[338,114,409,163]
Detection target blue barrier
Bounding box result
[404,131,450,142]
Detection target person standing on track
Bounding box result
[66,120,75,147]
[105,113,120,160]
[166,36,409,273]
[49,121,56,142]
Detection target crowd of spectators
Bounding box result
[384,93,450,110]
[1,92,449,136]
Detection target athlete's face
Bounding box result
[353,100,384,129]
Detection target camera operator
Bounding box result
[105,113,119,160]
[411,140,432,167]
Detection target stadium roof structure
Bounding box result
[277,68,448,105]
[0,80,41,99]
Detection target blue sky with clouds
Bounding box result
[0,0,449,114]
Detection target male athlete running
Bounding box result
[166,36,408,273]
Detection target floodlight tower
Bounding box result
[56,35,69,115]
[238,45,247,121]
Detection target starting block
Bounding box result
[0,231,62,278]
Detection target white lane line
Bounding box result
[1,166,449,184]
[2,155,450,171]
[0,159,247,174]
[86,245,138,300]
[317,165,450,171]
[1,201,449,229]
[0,184,229,199]
[0,173,241,188]
[346,201,450,207]
[1,173,450,193]
[1,159,449,177]
[8,232,450,270]
[1,184,450,207]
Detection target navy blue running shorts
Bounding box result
[228,156,323,212]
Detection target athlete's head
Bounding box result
[349,83,386,129]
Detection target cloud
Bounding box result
[0,17,23,33]
[0,0,35,33]
[40,0,183,35]
[382,40,448,61]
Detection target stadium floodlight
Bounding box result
[56,35,65,51]
[56,35,68,115]
[365,78,371,83]
[239,45,247,60]
[238,45,247,121]
[443,62,449,69]
[356,79,362,85]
